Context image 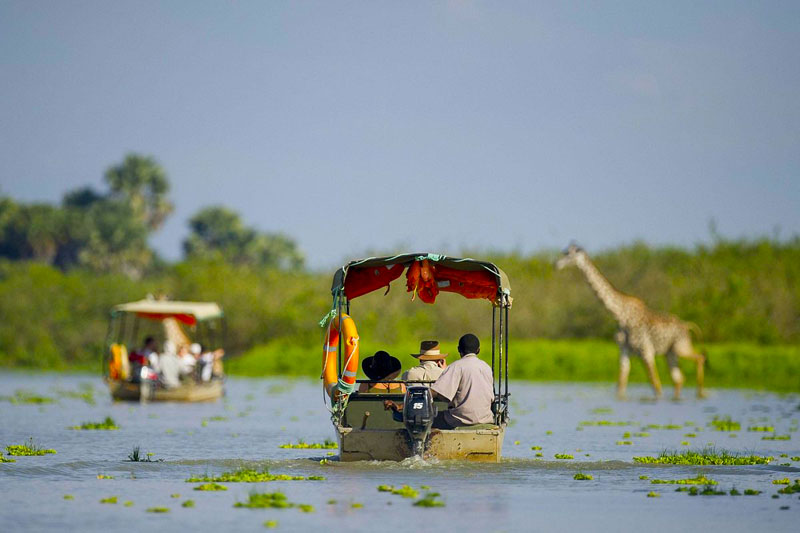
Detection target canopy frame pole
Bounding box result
[491,305,497,396]
[336,289,343,377]
[504,305,509,399]
[498,303,504,402]
[103,314,115,376]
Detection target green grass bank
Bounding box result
[227,339,800,393]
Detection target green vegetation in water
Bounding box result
[0,454,16,463]
[531,446,542,450]
[680,441,690,446]
[413,492,445,508]
[99,496,118,504]
[264,520,278,528]
[187,467,325,483]
[574,473,593,480]
[687,485,726,496]
[127,446,162,462]
[591,407,613,414]
[633,448,772,465]
[377,484,420,498]
[1,390,54,404]
[5,438,56,456]
[170,493,180,499]
[762,434,790,440]
[580,420,632,427]
[748,425,775,432]
[96,474,114,479]
[616,441,632,445]
[633,432,650,438]
[645,424,682,430]
[776,480,800,494]
[327,499,337,505]
[639,475,649,480]
[194,483,228,491]
[729,488,741,496]
[684,433,697,438]
[651,475,717,486]
[792,457,800,462]
[279,439,337,449]
[63,495,74,500]
[709,417,740,432]
[744,489,761,495]
[646,492,660,498]
[234,491,312,511]
[146,507,169,513]
[123,501,133,507]
[773,478,791,485]
[69,416,119,430]
[182,500,195,508]
[554,454,574,460]
[350,503,363,509]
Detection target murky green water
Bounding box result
[1,373,798,531]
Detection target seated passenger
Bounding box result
[402,340,448,383]
[129,336,156,368]
[358,351,406,394]
[159,340,181,388]
[178,343,196,378]
[197,344,225,382]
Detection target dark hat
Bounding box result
[361,350,402,381]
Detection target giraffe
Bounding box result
[555,244,706,400]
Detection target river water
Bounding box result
[1,373,798,532]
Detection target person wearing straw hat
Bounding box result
[358,350,406,394]
[402,340,448,383]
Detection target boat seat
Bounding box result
[342,393,449,430]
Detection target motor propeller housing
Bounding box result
[402,386,436,456]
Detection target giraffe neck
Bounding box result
[576,255,626,322]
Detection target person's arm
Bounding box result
[430,365,458,403]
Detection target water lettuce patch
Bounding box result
[187,467,325,483]
[234,491,313,511]
[6,438,56,456]
[414,492,445,507]
[1,390,54,404]
[650,475,717,485]
[279,439,337,449]
[554,454,574,459]
[709,417,740,431]
[574,473,593,480]
[633,448,772,465]
[194,483,227,491]
[69,416,119,430]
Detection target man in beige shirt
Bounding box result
[430,333,495,429]
[402,340,448,383]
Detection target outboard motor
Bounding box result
[402,386,436,456]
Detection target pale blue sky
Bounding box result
[1,1,798,268]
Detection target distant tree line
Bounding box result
[0,153,303,277]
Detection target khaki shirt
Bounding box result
[431,354,494,426]
[402,360,444,383]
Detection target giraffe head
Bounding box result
[555,242,587,270]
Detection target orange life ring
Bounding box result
[322,313,360,399]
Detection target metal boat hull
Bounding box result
[336,424,505,462]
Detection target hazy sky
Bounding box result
[2,1,798,268]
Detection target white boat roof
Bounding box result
[112,300,223,321]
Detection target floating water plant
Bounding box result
[646,492,660,498]
[96,474,114,479]
[351,502,363,509]
[5,438,56,456]
[234,491,309,510]
[531,446,542,450]
[392,485,419,498]
[377,485,393,492]
[639,475,649,480]
[762,434,790,441]
[187,467,324,483]
[773,478,791,485]
[194,483,228,491]
[680,441,690,446]
[99,496,118,504]
[748,425,775,432]
[69,416,119,430]
[554,454,574,460]
[651,475,717,486]
[709,417,740,432]
[63,495,74,500]
[0,454,16,463]
[633,448,772,466]
[182,500,195,508]
[574,473,593,480]
[684,433,697,438]
[124,501,133,507]
[2,390,54,404]
[792,457,800,462]
[591,407,613,414]
[146,507,169,513]
[616,441,632,445]
[535,453,543,457]
[127,446,162,462]
[729,488,741,496]
[744,489,761,496]
[279,439,337,449]
[633,432,650,438]
[264,520,278,528]
[170,493,180,498]
[776,480,800,494]
[687,485,725,496]
[413,492,445,507]
[580,420,632,427]
[645,424,682,430]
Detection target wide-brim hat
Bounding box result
[361,350,402,381]
[411,340,449,361]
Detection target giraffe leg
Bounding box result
[666,350,684,400]
[674,337,707,398]
[617,348,631,400]
[641,344,662,399]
